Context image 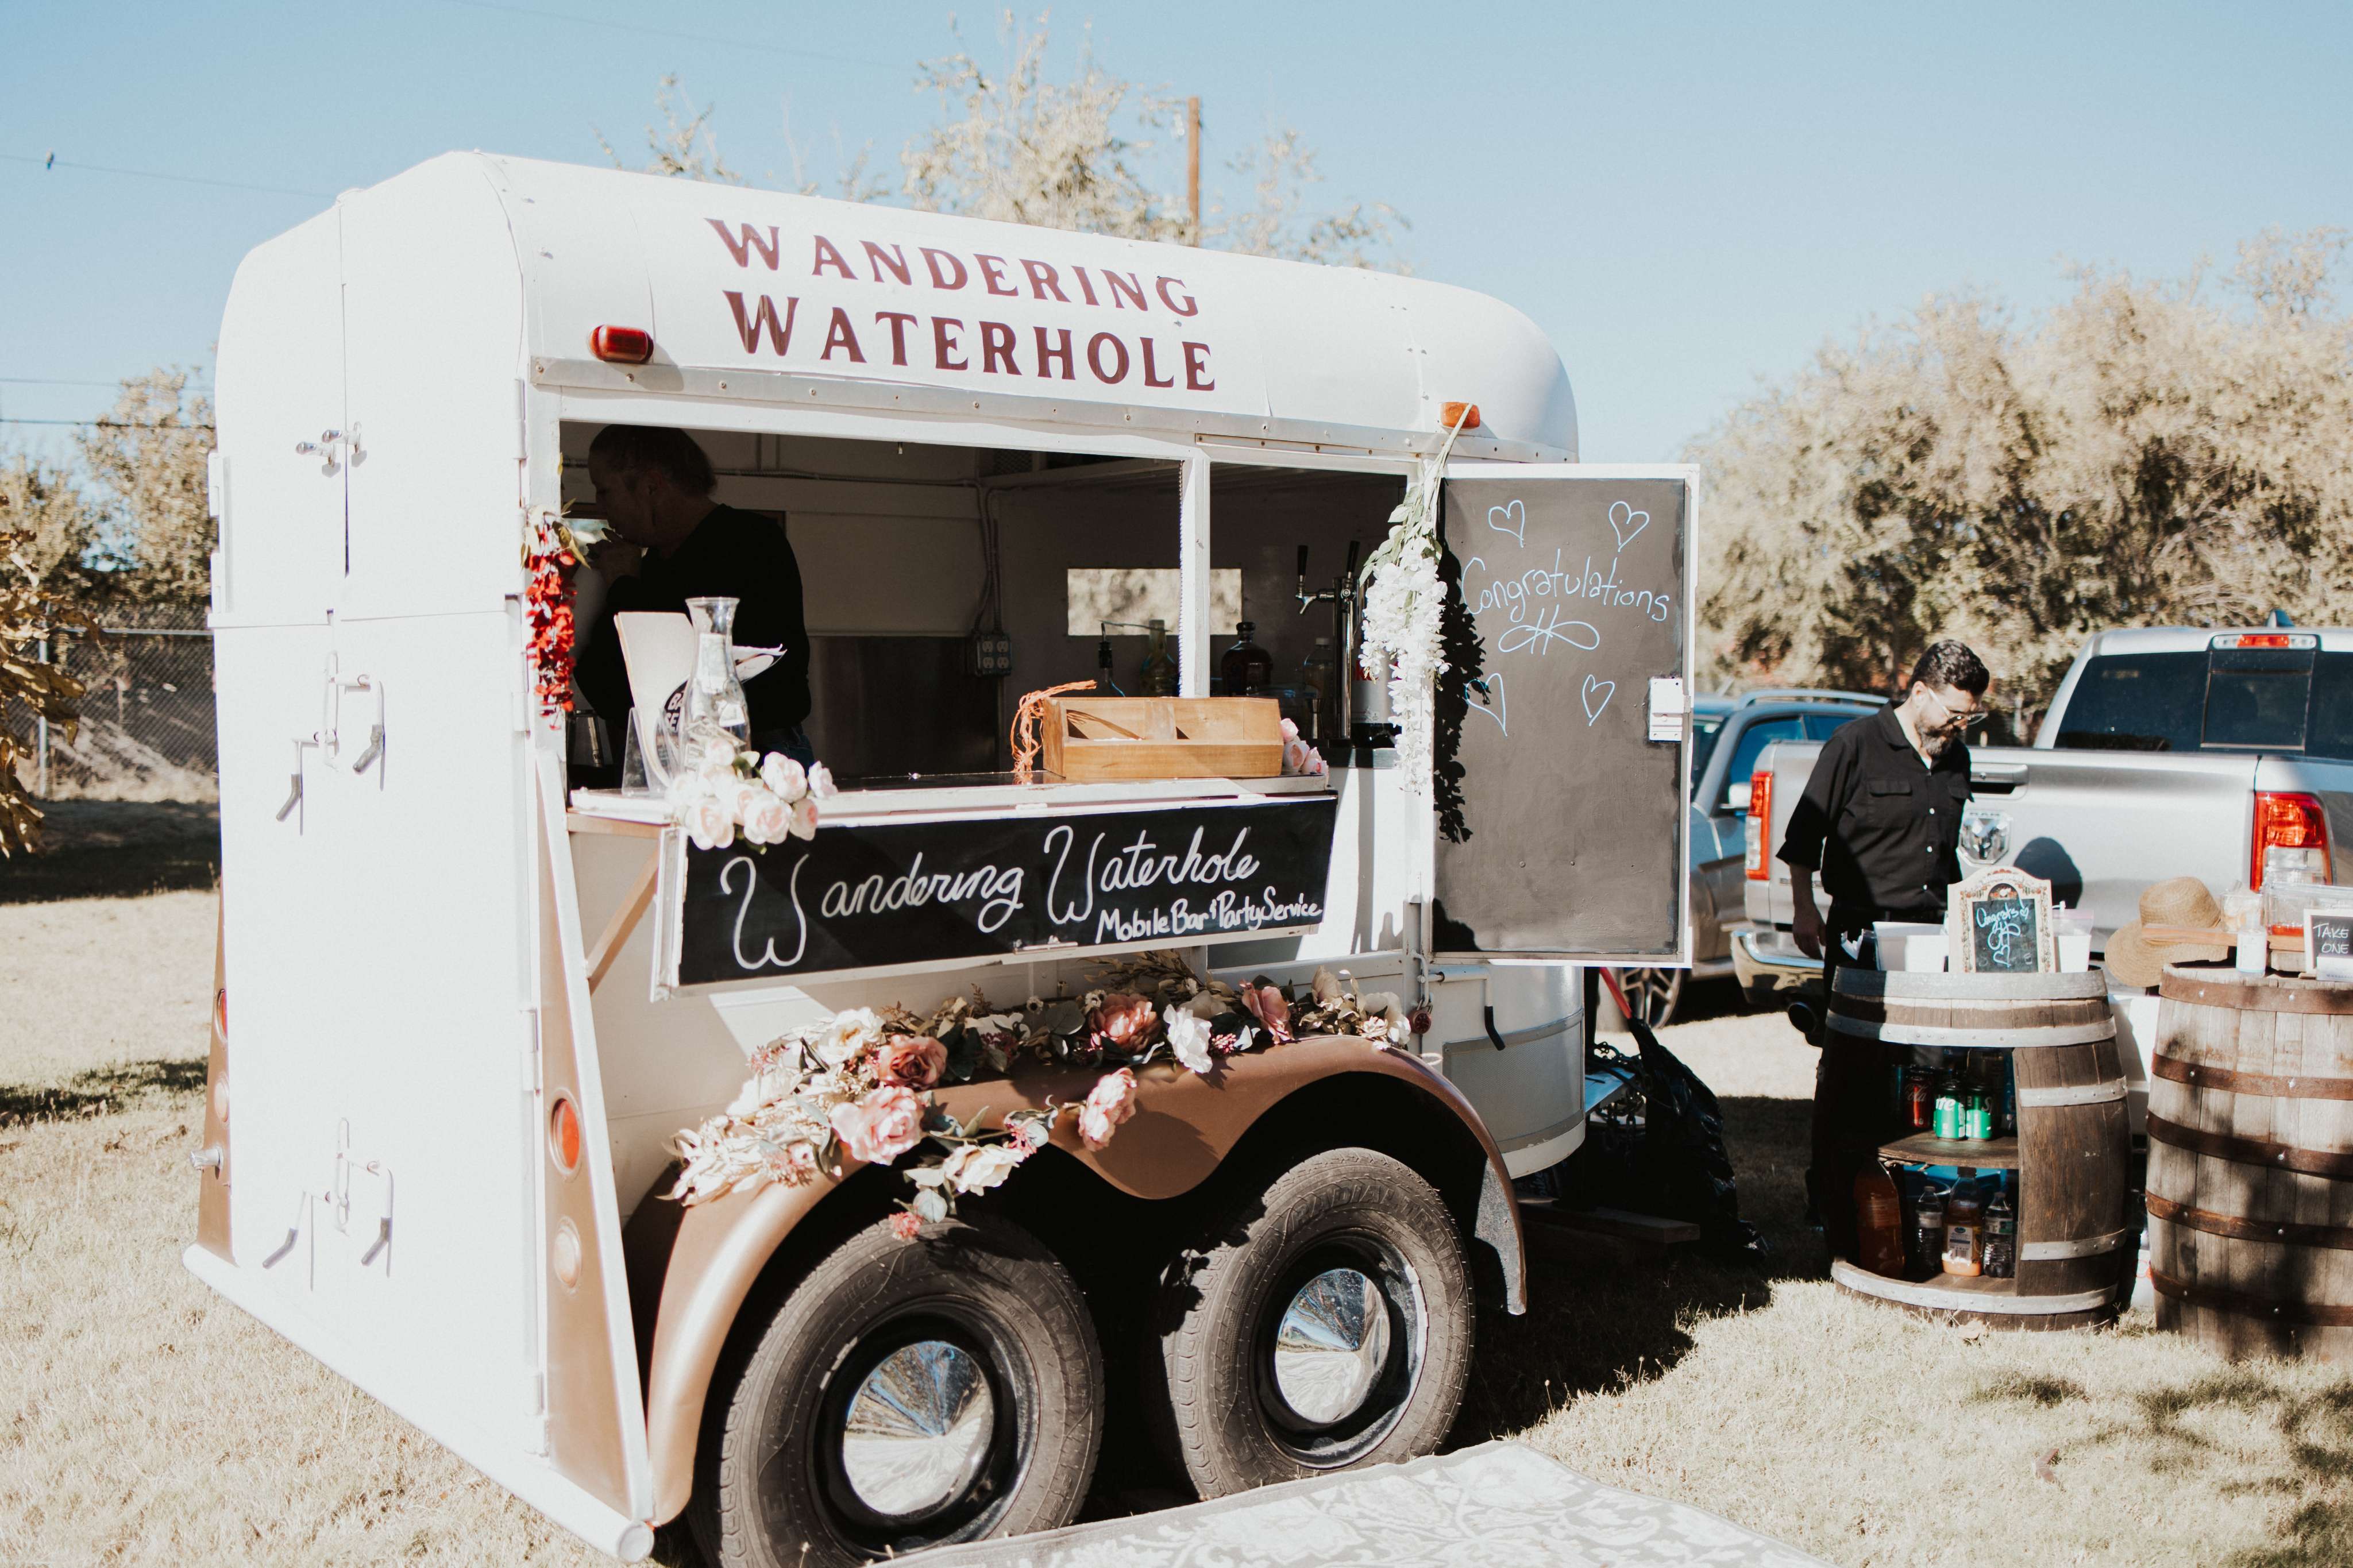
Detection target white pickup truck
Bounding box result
[1734,625,2353,994]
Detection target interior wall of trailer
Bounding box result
[558,425,1403,779]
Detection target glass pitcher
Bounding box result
[683,595,750,766]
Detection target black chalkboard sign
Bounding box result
[1433,472,1691,960]
[673,797,1337,986]
[2310,908,2353,981]
[1968,890,2042,973]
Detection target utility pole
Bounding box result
[1185,95,1201,244]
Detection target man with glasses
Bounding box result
[1776,640,1991,1245]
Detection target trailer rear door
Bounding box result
[1433,465,1696,965]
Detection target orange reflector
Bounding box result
[1440,400,1482,432]
[214,987,227,1039]
[590,325,654,364]
[549,1095,582,1174]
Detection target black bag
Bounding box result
[1553,1018,1770,1264]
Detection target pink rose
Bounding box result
[875,1036,947,1090]
[1240,983,1293,1044]
[1090,992,1157,1052]
[830,1085,926,1165]
[807,762,837,800]
[889,1210,923,1241]
[739,787,793,845]
[1077,1067,1139,1150]
[760,753,808,803]
[788,796,820,841]
[683,791,735,852]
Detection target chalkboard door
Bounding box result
[1434,465,1695,963]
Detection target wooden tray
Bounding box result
[1038,696,1284,781]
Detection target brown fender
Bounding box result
[634,1035,1525,1525]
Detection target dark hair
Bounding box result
[587,425,717,496]
[1908,640,1991,697]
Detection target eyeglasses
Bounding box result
[1916,686,1984,735]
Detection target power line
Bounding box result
[0,418,215,430]
[1,151,333,200]
[0,377,211,389]
[446,0,903,70]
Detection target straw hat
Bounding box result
[2104,876,2231,988]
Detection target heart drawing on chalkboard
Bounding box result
[1465,672,1507,735]
[1581,674,1615,726]
[1487,499,1527,546]
[1608,500,1649,551]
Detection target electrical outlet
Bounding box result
[967,631,1012,677]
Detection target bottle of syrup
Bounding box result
[1220,621,1272,697]
[1854,1167,1907,1278]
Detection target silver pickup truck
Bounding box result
[1735,625,2353,992]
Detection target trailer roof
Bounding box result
[319,153,1578,459]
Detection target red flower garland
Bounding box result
[525,522,578,714]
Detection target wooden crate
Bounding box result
[1038,696,1284,781]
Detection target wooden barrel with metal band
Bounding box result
[2147,965,2353,1360]
[1824,968,2130,1328]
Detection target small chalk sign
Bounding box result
[2308,908,2353,982]
[1946,866,2055,975]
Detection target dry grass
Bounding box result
[5,870,2352,1566]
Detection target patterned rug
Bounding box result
[901,1442,1827,1566]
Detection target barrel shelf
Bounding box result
[1878,1134,2020,1169]
[1819,968,2131,1330]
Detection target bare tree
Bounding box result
[75,369,214,608]
[596,74,743,185]
[1695,229,2353,716]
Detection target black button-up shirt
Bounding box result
[1776,705,1970,917]
[576,504,813,741]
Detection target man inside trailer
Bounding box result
[574,424,816,764]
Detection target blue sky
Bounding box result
[6,2,2350,463]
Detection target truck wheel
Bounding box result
[1146,1148,1472,1499]
[693,1211,1103,1568]
[1611,966,1683,1029]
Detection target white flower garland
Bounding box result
[1356,415,1474,793]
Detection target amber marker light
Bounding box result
[549,1094,583,1176]
[589,325,654,364]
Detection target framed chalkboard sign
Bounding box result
[1946,867,2055,975]
[2308,907,2353,982]
[663,795,1339,988]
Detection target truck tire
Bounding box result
[693,1211,1103,1568]
[1145,1148,1472,1499]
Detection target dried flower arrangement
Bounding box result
[524,508,604,716]
[669,951,1420,1235]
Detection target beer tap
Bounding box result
[1295,541,1361,744]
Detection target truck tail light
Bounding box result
[2252,791,2331,889]
[589,325,654,365]
[1745,770,1773,879]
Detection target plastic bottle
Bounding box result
[1299,638,1338,743]
[1220,621,1272,697]
[1942,1181,1985,1277]
[1908,1180,1949,1280]
[1854,1167,1908,1278]
[1982,1183,2016,1279]
[1139,620,1178,696]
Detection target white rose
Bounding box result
[1311,967,1345,1005]
[788,795,820,840]
[807,762,837,800]
[740,787,793,844]
[816,1007,885,1067]
[685,793,734,852]
[761,753,808,803]
[1164,1006,1214,1074]
[942,1141,1022,1194]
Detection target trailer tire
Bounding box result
[1145,1147,1472,1499]
[692,1210,1103,1568]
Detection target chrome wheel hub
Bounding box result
[1270,1267,1391,1424]
[837,1339,995,1519]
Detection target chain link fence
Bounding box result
[9,603,217,802]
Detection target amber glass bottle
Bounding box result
[1219,621,1272,696]
[1853,1167,1907,1278]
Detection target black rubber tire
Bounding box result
[691,1211,1104,1568]
[1145,1147,1472,1499]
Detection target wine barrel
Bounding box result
[2147,965,2353,1360]
[1822,969,2130,1327]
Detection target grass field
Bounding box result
[6,816,2352,1565]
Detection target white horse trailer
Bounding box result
[190,152,1695,1563]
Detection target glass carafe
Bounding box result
[684,595,750,766]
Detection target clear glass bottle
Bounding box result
[1220,621,1272,697]
[683,595,750,765]
[1299,637,1338,742]
[1139,619,1178,697]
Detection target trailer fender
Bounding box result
[634,1034,1522,1525]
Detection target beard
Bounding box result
[1919,728,1957,760]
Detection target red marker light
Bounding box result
[549,1094,583,1175]
[589,326,654,365]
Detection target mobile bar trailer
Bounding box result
[188,153,1696,1565]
